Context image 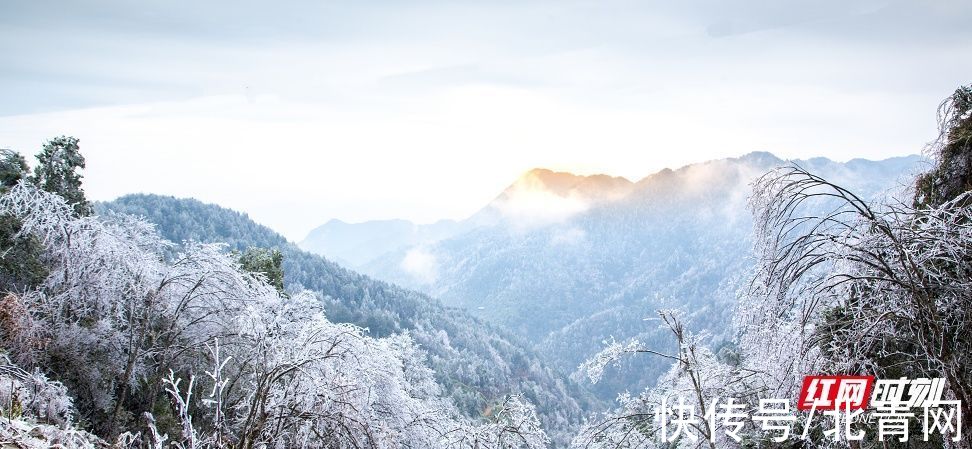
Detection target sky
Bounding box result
[1,0,970,240]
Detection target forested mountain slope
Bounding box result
[320,152,925,397]
[97,195,599,445]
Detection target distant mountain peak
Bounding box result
[472,168,637,227]
[737,151,783,164]
[506,168,634,199]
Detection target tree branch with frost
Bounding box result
[573,310,766,449]
[442,394,549,449]
[163,371,200,449]
[578,336,679,385]
[747,164,972,448]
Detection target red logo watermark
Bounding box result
[797,375,874,411]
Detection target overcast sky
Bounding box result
[1,0,970,240]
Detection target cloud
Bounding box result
[492,171,591,229]
[400,247,439,285]
[1,0,967,239]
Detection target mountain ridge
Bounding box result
[326,151,925,398]
[300,152,923,270]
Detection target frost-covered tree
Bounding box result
[100,192,591,445]
[0,353,73,425]
[747,169,971,448]
[575,87,972,449]
[441,395,549,449]
[573,310,772,449]
[0,181,549,448]
[0,149,46,292]
[742,86,972,449]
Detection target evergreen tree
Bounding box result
[0,149,29,192]
[238,247,285,293]
[31,136,92,216]
[915,85,972,208]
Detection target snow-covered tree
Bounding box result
[573,310,771,449]
[574,86,972,449]
[0,182,550,448]
[745,161,971,448]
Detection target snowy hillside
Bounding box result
[302,152,926,396]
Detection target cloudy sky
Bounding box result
[1,0,970,240]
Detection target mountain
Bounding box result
[301,152,927,397]
[466,168,635,230]
[97,194,601,445]
[297,168,636,270]
[300,218,464,268]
